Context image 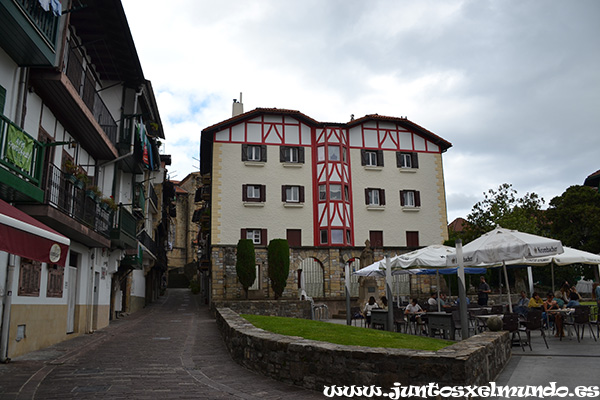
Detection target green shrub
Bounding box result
[236,239,256,298]
[267,239,289,299]
[189,280,200,294]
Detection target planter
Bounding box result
[100,202,110,211]
[85,190,96,201]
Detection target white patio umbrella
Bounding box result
[447,227,564,313]
[504,246,600,293]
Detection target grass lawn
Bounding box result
[241,314,453,351]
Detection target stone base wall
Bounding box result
[211,300,312,319]
[216,307,512,391]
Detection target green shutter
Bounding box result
[0,85,6,114]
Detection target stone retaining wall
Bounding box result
[216,307,512,391]
[211,300,312,319]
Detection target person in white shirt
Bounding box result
[404,298,426,333]
[427,293,438,308]
[363,296,380,328]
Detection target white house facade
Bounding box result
[200,105,452,303]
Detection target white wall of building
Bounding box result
[214,141,314,246]
[131,269,146,298]
[350,149,446,246]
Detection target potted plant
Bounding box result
[75,172,89,190]
[101,196,118,211]
[85,184,101,201]
[63,159,79,184]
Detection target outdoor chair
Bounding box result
[491,305,505,314]
[503,313,525,351]
[469,308,488,333]
[350,307,364,327]
[563,306,597,343]
[452,310,476,338]
[590,306,600,338]
[393,308,408,333]
[519,309,548,350]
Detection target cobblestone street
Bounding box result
[0,289,325,399]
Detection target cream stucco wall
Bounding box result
[213,142,314,246]
[350,149,447,246]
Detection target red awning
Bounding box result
[0,199,70,266]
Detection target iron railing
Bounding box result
[46,163,111,237]
[149,184,158,210]
[15,0,60,47]
[138,230,157,257]
[64,43,118,145]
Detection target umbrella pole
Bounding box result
[345,263,351,326]
[456,240,469,340]
[385,255,393,332]
[503,262,513,313]
[551,263,555,294]
[436,270,441,312]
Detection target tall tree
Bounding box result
[267,239,290,299]
[466,183,546,239]
[236,239,256,299]
[546,185,600,281]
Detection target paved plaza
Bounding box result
[1,289,599,399]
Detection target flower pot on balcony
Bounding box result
[74,179,85,190]
[85,190,96,201]
[100,201,110,211]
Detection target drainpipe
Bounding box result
[0,258,16,363]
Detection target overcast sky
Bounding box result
[122,0,599,223]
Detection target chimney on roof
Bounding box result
[232,92,244,117]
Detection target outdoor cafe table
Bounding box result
[427,312,455,340]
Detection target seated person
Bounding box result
[528,292,544,309]
[404,298,426,334]
[380,295,388,310]
[427,293,439,310]
[514,290,530,316]
[363,296,380,328]
[566,290,581,308]
[543,292,560,328]
[455,296,470,305]
[553,291,566,308]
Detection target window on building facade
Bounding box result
[328,145,340,161]
[397,152,419,169]
[361,149,384,167]
[317,146,325,162]
[320,230,328,244]
[241,229,267,245]
[18,258,42,297]
[47,265,64,298]
[330,184,342,200]
[344,185,350,202]
[242,184,266,202]
[319,185,327,201]
[331,229,344,244]
[365,188,386,206]
[241,144,267,162]
[282,185,304,203]
[406,231,420,247]
[400,190,421,207]
[287,229,302,247]
[280,146,305,163]
[369,231,383,248]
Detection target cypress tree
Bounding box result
[236,239,256,299]
[267,239,290,299]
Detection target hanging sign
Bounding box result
[6,125,34,175]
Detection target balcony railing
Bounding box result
[46,163,112,237]
[111,204,137,249]
[15,0,59,48]
[149,184,158,210]
[133,182,146,216]
[138,230,157,257]
[64,44,118,145]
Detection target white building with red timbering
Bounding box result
[200,100,452,304]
